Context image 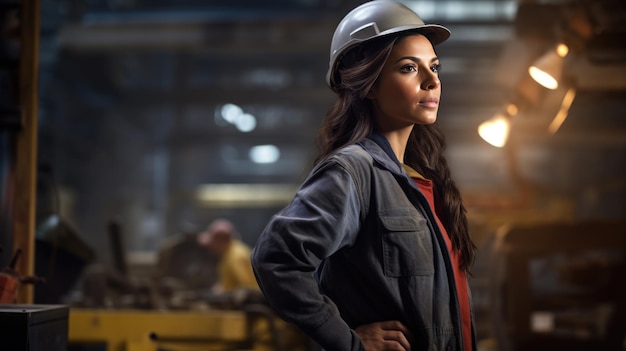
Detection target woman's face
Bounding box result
[368,34,441,132]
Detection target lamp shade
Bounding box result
[478,113,510,148]
[529,44,569,90]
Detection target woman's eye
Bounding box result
[431,64,441,73]
[400,65,417,73]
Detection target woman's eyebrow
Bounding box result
[395,56,439,64]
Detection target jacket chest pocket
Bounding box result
[380,212,434,277]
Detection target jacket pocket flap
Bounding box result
[380,214,422,232]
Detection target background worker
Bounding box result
[197,218,258,293]
[198,218,310,351]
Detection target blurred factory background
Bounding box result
[1,0,625,350]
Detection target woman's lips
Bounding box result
[419,98,439,108]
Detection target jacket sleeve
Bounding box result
[251,156,367,351]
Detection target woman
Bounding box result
[251,1,476,350]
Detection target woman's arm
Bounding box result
[251,159,365,351]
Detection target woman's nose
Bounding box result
[421,71,440,90]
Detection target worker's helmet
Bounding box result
[326,0,451,88]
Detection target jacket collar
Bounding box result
[356,133,433,224]
[358,132,427,189]
[358,132,404,176]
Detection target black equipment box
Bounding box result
[0,304,69,351]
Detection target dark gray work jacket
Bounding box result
[251,134,475,351]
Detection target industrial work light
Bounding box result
[478,103,518,148]
[528,43,569,90]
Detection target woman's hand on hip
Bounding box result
[355,320,413,351]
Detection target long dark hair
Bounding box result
[315,34,475,271]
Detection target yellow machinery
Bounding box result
[68,308,249,351]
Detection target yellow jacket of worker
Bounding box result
[219,239,258,292]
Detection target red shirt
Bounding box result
[404,166,472,351]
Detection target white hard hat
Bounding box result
[326,0,451,88]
